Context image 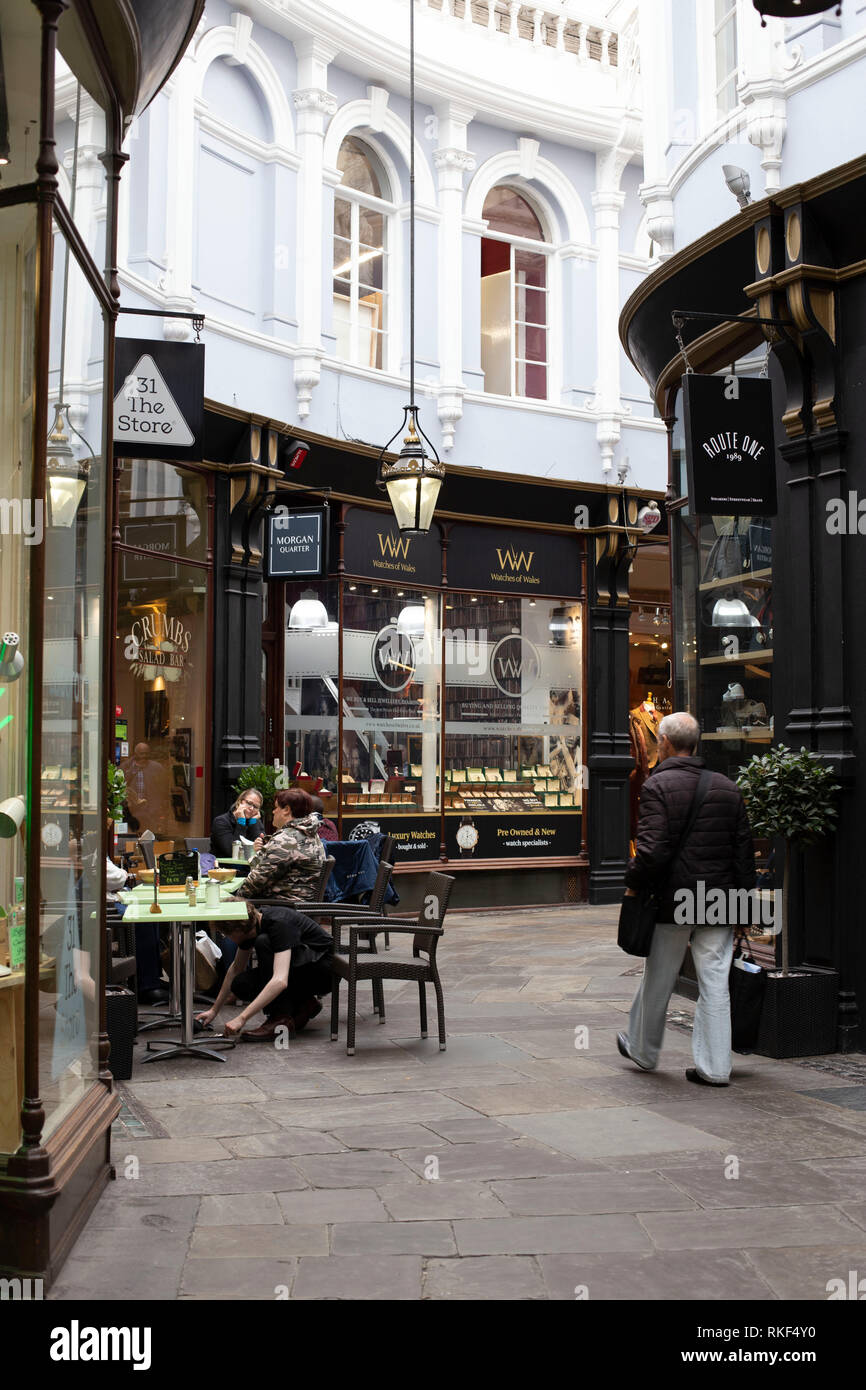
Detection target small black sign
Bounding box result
[445,813,580,860]
[341,816,441,862]
[121,521,179,582]
[683,374,778,517]
[448,524,579,596]
[156,850,199,884]
[267,509,325,578]
[113,338,205,462]
[343,507,441,587]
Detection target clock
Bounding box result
[41,822,63,849]
[456,818,478,857]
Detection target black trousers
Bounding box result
[232,932,333,1019]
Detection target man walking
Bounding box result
[618,711,755,1086]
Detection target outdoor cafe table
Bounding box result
[117,893,247,1063]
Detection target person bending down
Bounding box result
[196,902,333,1042]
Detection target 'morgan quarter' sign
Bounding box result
[682,373,777,516]
[267,509,325,578]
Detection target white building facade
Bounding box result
[115,0,665,490]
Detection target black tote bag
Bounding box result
[730,938,767,1052]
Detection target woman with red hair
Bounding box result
[234,787,326,905]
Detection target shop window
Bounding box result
[114,461,211,843]
[443,594,582,828]
[481,185,549,401]
[713,0,739,118]
[333,137,390,371]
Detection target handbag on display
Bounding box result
[730,934,767,1052]
[618,769,713,957]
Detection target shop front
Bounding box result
[620,154,866,1049]
[0,0,203,1284]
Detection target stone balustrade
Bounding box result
[419,0,618,67]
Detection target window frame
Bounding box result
[480,188,552,404]
[332,144,394,373]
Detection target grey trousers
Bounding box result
[627,923,735,1083]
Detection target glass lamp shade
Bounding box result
[711,595,759,628]
[384,470,443,533]
[288,596,329,630]
[46,406,90,526]
[397,605,425,635]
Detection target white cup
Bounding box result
[205,879,220,907]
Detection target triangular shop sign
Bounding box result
[114,354,194,447]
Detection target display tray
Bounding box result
[699,567,772,593]
[688,649,774,667]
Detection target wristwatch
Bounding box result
[456,817,478,858]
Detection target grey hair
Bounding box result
[658,711,700,753]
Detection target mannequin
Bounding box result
[628,695,661,838]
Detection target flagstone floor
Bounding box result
[50,906,866,1301]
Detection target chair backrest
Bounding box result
[379,834,398,866]
[185,838,211,855]
[366,858,393,913]
[316,856,335,899]
[137,839,155,869]
[413,871,455,954]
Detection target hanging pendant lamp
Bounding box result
[376,0,444,534]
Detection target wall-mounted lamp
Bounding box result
[0,633,24,683]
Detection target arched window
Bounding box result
[481,186,549,400]
[333,137,390,370]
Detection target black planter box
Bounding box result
[105,986,137,1080]
[755,965,839,1059]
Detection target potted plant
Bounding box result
[232,763,281,821]
[107,764,127,824]
[737,745,840,1057]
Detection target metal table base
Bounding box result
[144,921,236,1064]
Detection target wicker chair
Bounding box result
[329,871,454,1055]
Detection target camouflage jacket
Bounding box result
[236,814,326,904]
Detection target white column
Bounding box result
[590,186,626,474]
[162,52,197,339]
[637,0,674,260]
[433,104,475,451]
[292,40,337,419]
[61,96,106,441]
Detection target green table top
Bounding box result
[120,878,242,901]
[119,899,248,924]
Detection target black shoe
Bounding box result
[137,987,169,1006]
[685,1067,729,1087]
[617,1032,652,1072]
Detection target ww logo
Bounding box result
[495,546,534,572]
[378,532,412,560]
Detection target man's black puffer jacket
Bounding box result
[624,755,756,924]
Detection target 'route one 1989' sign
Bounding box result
[682,373,777,517]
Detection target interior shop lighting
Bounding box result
[397,605,425,635]
[374,0,444,533]
[288,592,330,630]
[711,595,759,628]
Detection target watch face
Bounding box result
[41,822,63,848]
[456,824,478,850]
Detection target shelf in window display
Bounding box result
[694,650,773,667]
[698,568,772,594]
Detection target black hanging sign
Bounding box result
[113,338,205,462]
[447,523,579,595]
[267,509,326,578]
[343,507,441,586]
[682,373,777,516]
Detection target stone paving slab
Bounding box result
[490,1171,697,1216]
[741,1245,866,1301]
[453,1213,653,1256]
[291,1255,423,1300]
[105,1137,232,1164]
[125,1077,269,1106]
[330,1063,530,1095]
[331,1221,456,1256]
[538,1250,777,1301]
[221,1130,347,1157]
[423,1255,547,1300]
[276,1189,390,1224]
[189,1224,328,1258]
[327,1123,449,1150]
[51,1257,185,1301]
[97,1157,308,1198]
[378,1181,511,1222]
[181,1259,296,1298]
[498,1106,728,1159]
[640,1203,866,1250]
[291,1151,421,1188]
[443,1081,623,1117]
[146,1103,285,1139]
[659,1158,866,1210]
[397,1138,602,1181]
[197,1192,285,1226]
[256,1092,477,1131]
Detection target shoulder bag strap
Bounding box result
[666,768,713,874]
